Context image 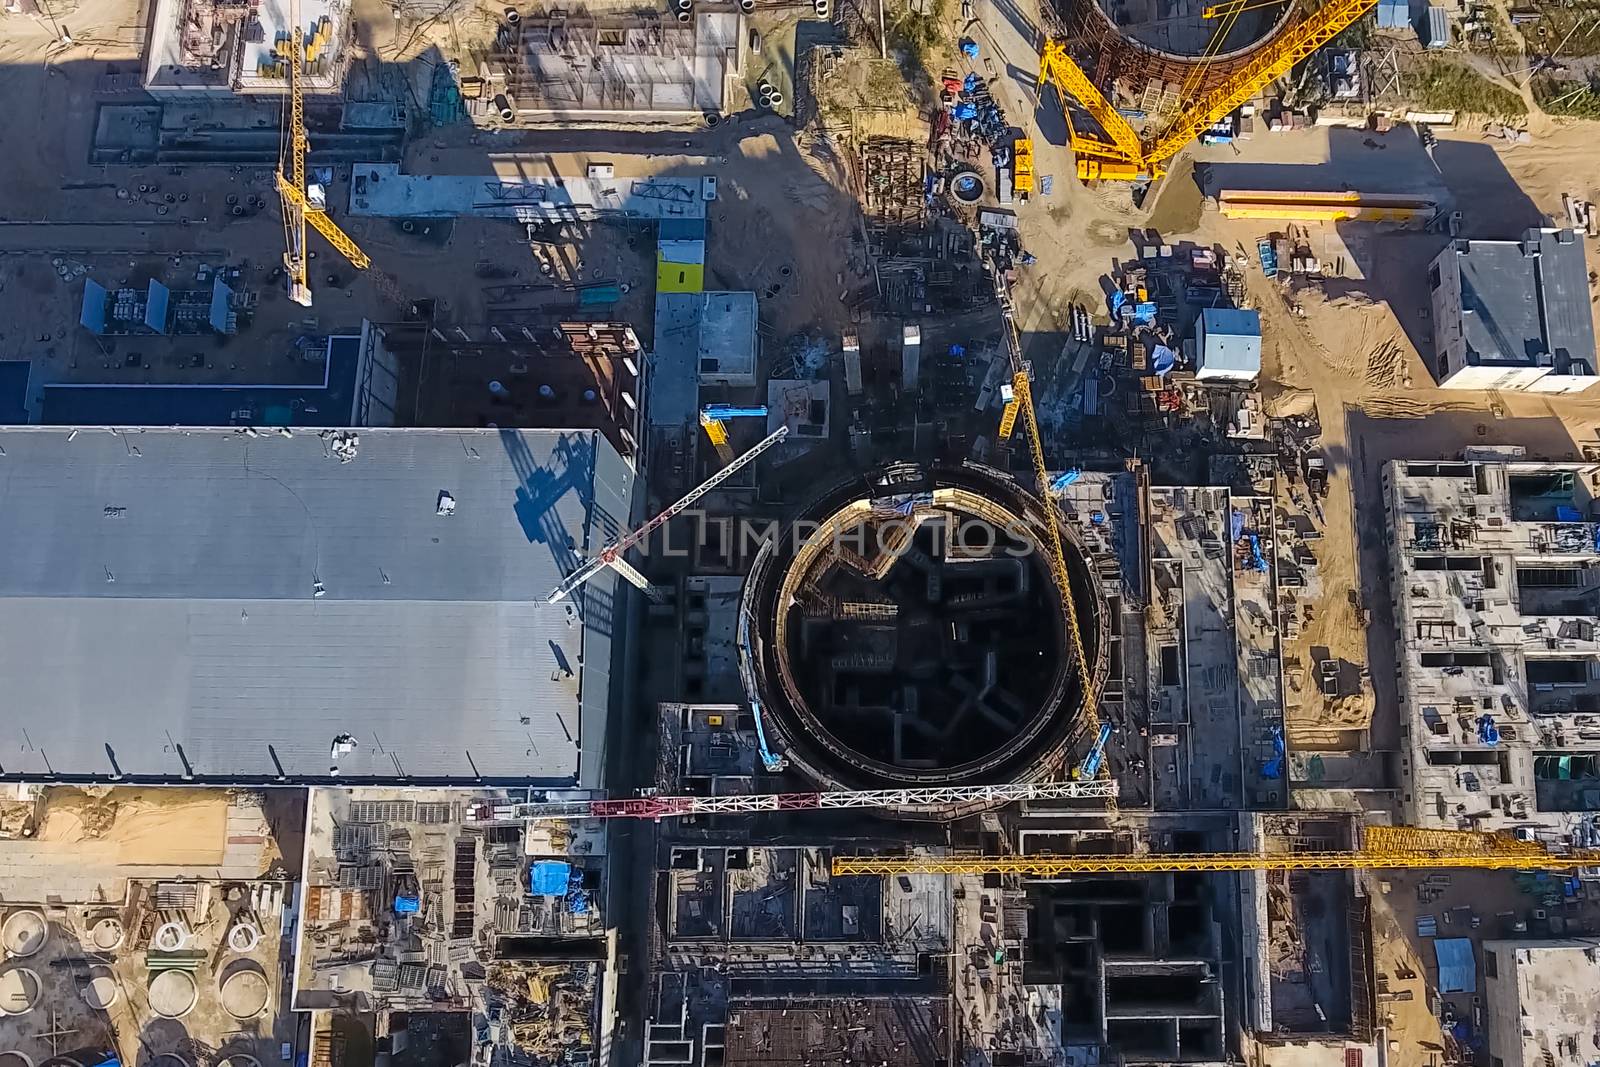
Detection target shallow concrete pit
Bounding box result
[0,913,47,958]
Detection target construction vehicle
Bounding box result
[276,0,373,305]
[469,779,1118,822]
[1075,722,1113,779]
[1038,0,1377,181]
[547,425,790,603]
[831,825,1600,875]
[699,404,769,464]
[1013,137,1036,195]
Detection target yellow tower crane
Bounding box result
[993,274,1102,756]
[277,0,372,306]
[1038,0,1376,181]
[832,826,1600,876]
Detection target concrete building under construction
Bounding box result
[484,7,745,120]
[1384,452,1600,842]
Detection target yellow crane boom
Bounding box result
[994,277,1101,749]
[832,826,1600,875]
[1042,0,1376,180]
[278,0,372,306]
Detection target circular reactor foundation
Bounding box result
[0,913,47,959]
[741,462,1107,794]
[0,969,41,1017]
[148,971,198,1020]
[0,1052,34,1067]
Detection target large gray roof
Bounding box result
[0,426,634,786]
[1453,228,1597,375]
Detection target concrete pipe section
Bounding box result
[0,969,41,1016]
[80,967,119,1010]
[740,461,1108,796]
[152,922,190,952]
[226,922,261,954]
[950,171,985,204]
[148,970,198,1019]
[0,912,47,958]
[88,918,124,952]
[219,965,270,1020]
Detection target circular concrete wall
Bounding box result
[81,968,119,1010]
[148,971,198,1019]
[88,918,124,952]
[0,913,47,959]
[0,969,41,1016]
[219,967,269,1020]
[0,1051,36,1067]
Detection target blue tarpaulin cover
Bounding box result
[1556,505,1582,522]
[960,39,980,58]
[1262,725,1285,779]
[1133,302,1158,324]
[1477,715,1501,746]
[1052,468,1081,490]
[1230,509,1246,540]
[1435,938,1476,993]
[531,860,572,895]
[1151,345,1176,375]
[952,102,977,120]
[394,895,421,913]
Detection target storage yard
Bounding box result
[10,0,1600,1064]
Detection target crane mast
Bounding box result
[276,0,374,306]
[1042,0,1377,180]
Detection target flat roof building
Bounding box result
[1428,228,1598,393]
[1483,939,1600,1067]
[1383,453,1600,841]
[0,426,635,786]
[1194,308,1261,382]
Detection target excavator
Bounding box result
[1037,0,1376,181]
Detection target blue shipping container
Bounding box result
[1423,5,1450,46]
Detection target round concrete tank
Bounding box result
[88,918,124,952]
[740,461,1107,800]
[0,1051,35,1067]
[148,970,198,1019]
[219,965,269,1020]
[80,968,119,1010]
[0,969,42,1016]
[1086,0,1294,60]
[0,912,47,958]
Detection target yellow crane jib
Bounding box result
[1039,0,1377,181]
[830,826,1600,876]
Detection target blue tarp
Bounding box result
[1477,715,1501,746]
[530,860,572,896]
[394,895,421,913]
[963,72,979,92]
[1151,345,1176,375]
[1230,509,1246,540]
[952,102,977,120]
[1110,291,1127,316]
[1435,938,1477,993]
[1133,302,1158,324]
[1247,532,1268,572]
[1262,724,1285,779]
[1556,505,1583,522]
[960,39,980,58]
[1052,468,1081,491]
